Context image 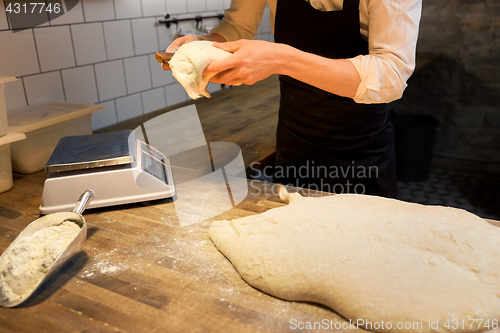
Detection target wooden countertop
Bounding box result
[2,72,499,332]
[0,171,349,333]
[2,173,499,333]
[0,76,345,332]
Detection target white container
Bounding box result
[0,133,26,193]
[0,77,17,137]
[7,101,104,174]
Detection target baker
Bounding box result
[162,0,422,198]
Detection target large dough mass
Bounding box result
[209,194,500,332]
[169,41,232,100]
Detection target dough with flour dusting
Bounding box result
[169,41,233,100]
[209,193,500,333]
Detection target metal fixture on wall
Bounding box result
[159,13,224,33]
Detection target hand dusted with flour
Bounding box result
[169,41,233,100]
[209,194,500,333]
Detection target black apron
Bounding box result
[273,0,398,198]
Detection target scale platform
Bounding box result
[40,130,176,214]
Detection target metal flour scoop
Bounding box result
[0,189,94,307]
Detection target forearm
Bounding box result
[276,44,361,99]
[207,40,361,95]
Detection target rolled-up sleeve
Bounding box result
[349,0,422,104]
[211,0,269,41]
[212,0,421,104]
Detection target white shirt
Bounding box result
[211,0,422,104]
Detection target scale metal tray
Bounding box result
[45,130,135,173]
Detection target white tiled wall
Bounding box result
[187,0,206,13]
[0,30,40,77]
[34,26,76,71]
[124,55,152,94]
[165,0,187,15]
[103,20,135,60]
[115,0,143,20]
[207,0,225,11]
[142,87,166,113]
[71,23,108,65]
[131,17,158,55]
[165,83,188,106]
[115,93,143,121]
[49,1,84,25]
[4,79,26,110]
[91,100,118,128]
[61,66,99,104]
[95,60,127,101]
[0,0,273,131]
[156,16,176,50]
[142,0,166,17]
[23,71,65,105]
[81,0,115,22]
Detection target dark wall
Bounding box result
[391,0,500,163]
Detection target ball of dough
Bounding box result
[169,41,232,100]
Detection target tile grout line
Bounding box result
[92,64,101,102]
[68,24,78,67]
[80,0,86,23]
[155,15,162,52]
[97,81,178,105]
[122,59,129,95]
[161,84,167,107]
[31,28,43,76]
[112,0,117,20]
[113,99,119,124]
[44,0,51,27]
[139,93,145,115]
[15,52,159,80]
[20,77,29,106]
[147,57,154,90]
[101,21,109,61]
[59,70,67,101]
[5,0,11,30]
[130,19,137,56]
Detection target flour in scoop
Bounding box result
[0,220,81,303]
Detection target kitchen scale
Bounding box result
[39,130,176,214]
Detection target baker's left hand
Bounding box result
[204,40,283,86]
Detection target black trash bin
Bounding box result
[391,112,439,181]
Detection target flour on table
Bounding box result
[209,193,500,333]
[169,40,233,100]
[0,220,81,303]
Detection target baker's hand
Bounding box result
[161,35,204,70]
[205,40,283,86]
[161,33,227,70]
